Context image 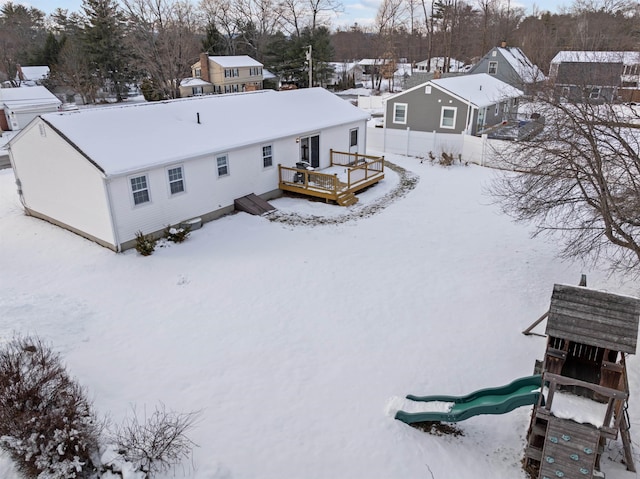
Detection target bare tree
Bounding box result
[123,0,201,99]
[489,90,640,275]
[53,38,100,104]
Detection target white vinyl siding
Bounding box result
[440,107,457,129]
[393,103,407,124]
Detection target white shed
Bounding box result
[0,86,61,131]
[9,88,370,251]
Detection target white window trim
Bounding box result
[216,154,230,177]
[349,128,358,148]
[424,85,432,94]
[129,173,151,207]
[440,106,457,129]
[488,61,498,75]
[393,103,408,125]
[166,165,186,196]
[262,144,273,168]
[589,86,601,99]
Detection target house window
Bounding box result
[195,68,201,78]
[167,166,184,194]
[488,61,498,75]
[262,145,273,168]
[192,86,203,96]
[224,68,239,78]
[349,128,358,147]
[589,87,601,99]
[424,85,432,94]
[249,67,262,76]
[440,106,457,129]
[217,154,229,177]
[130,175,150,205]
[393,103,407,124]
[495,103,499,115]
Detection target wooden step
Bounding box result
[337,191,358,206]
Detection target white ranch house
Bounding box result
[9,88,369,251]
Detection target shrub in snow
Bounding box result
[0,335,101,479]
[163,225,191,244]
[109,404,200,478]
[134,231,156,256]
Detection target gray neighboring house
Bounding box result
[549,51,640,103]
[467,43,545,93]
[384,73,522,136]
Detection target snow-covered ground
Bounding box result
[1,152,639,479]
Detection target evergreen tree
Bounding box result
[202,21,225,55]
[82,0,135,101]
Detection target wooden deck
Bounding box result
[278,150,384,206]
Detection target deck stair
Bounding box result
[336,191,358,206]
[234,193,276,216]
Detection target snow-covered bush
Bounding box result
[110,404,200,478]
[163,225,191,244]
[0,335,101,479]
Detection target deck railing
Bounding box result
[279,165,341,194]
[330,150,385,190]
[278,151,385,203]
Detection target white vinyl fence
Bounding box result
[366,126,509,168]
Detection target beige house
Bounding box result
[191,54,263,94]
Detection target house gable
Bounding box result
[468,46,544,89]
[9,119,115,248]
[385,82,471,133]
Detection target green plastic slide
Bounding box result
[395,374,543,424]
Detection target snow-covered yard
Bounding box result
[0,152,638,479]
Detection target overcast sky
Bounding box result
[7,0,567,29]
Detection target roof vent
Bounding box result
[197,112,200,124]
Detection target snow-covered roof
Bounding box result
[263,68,276,80]
[328,62,360,74]
[208,55,262,68]
[416,57,465,72]
[551,51,640,65]
[38,88,369,176]
[17,66,50,81]
[496,47,546,83]
[180,77,212,87]
[430,73,523,107]
[0,85,61,110]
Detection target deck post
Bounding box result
[330,149,334,166]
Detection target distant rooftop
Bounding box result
[551,51,640,65]
[208,55,262,68]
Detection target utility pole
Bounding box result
[305,45,312,87]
